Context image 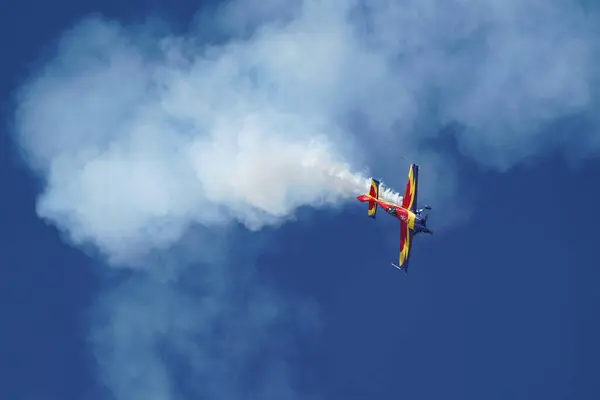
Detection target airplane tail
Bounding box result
[356,179,380,219]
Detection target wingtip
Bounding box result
[391,263,408,274]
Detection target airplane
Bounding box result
[356,163,432,274]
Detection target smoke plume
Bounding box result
[14,14,405,264]
[11,0,600,399]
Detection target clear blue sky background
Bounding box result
[2,1,599,400]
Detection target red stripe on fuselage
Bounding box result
[372,199,407,219]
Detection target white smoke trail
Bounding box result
[11,0,599,399]
[14,16,403,264]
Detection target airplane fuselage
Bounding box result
[364,195,429,234]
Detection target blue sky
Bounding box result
[2,1,600,400]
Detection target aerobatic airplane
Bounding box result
[356,163,432,274]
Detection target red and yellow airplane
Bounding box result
[356,163,432,273]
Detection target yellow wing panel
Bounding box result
[401,164,419,212]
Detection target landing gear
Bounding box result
[416,205,431,214]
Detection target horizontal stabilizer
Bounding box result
[356,179,380,218]
[367,179,379,218]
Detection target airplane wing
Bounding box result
[401,163,419,213]
[392,218,413,273]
